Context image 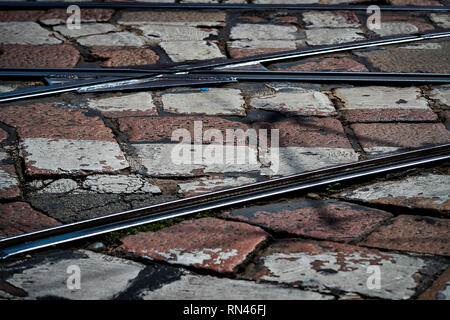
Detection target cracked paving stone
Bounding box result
[430,85,450,106]
[159,41,225,62]
[137,25,219,43]
[0,22,61,45]
[305,28,365,46]
[20,138,129,176]
[0,202,61,238]
[230,24,300,41]
[39,8,114,26]
[360,215,450,256]
[249,87,336,117]
[372,22,419,37]
[418,268,450,300]
[354,41,450,73]
[178,175,257,197]
[133,143,260,176]
[272,56,369,72]
[118,116,249,143]
[0,44,80,68]
[161,88,246,116]
[227,40,298,59]
[242,239,447,300]
[76,32,146,47]
[26,193,131,223]
[89,46,159,68]
[53,23,119,38]
[0,10,45,22]
[350,123,450,155]
[335,86,437,122]
[339,173,450,214]
[86,92,158,117]
[223,199,392,243]
[137,272,332,300]
[430,14,450,29]
[0,250,144,300]
[253,118,358,176]
[0,103,129,175]
[302,11,361,28]
[115,217,269,274]
[0,165,20,199]
[83,174,161,194]
[117,10,226,27]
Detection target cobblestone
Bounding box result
[161,88,246,116]
[137,25,219,43]
[242,239,446,299]
[53,23,119,38]
[138,272,332,300]
[302,11,360,28]
[335,86,437,122]
[159,41,225,62]
[86,92,158,117]
[429,85,450,106]
[83,174,161,194]
[39,8,114,25]
[0,250,144,300]
[0,165,20,199]
[305,28,365,46]
[354,41,450,73]
[89,47,160,67]
[430,14,450,29]
[76,32,146,47]
[0,202,61,238]
[0,22,61,45]
[133,143,260,176]
[230,24,300,41]
[117,10,226,27]
[223,199,392,242]
[360,215,450,256]
[118,116,249,143]
[350,123,450,154]
[339,173,450,214]
[0,44,80,68]
[116,217,269,274]
[249,87,336,116]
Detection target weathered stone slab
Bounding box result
[305,28,365,45]
[250,88,336,116]
[230,24,300,40]
[302,11,360,28]
[360,215,450,256]
[159,41,225,62]
[76,32,146,46]
[86,92,158,117]
[223,199,392,242]
[0,22,61,44]
[339,174,450,214]
[53,23,119,38]
[116,217,269,273]
[243,239,446,300]
[0,250,144,300]
[0,165,20,199]
[178,175,257,197]
[161,88,246,116]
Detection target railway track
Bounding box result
[0,1,448,289]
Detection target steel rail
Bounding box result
[1,68,450,81]
[0,144,448,260]
[80,72,450,92]
[1,30,450,103]
[0,2,448,11]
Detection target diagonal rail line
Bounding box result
[0,144,448,260]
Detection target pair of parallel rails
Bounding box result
[0,1,449,259]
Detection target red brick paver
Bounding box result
[0,202,61,238]
[0,44,80,68]
[0,10,45,22]
[272,57,369,72]
[360,215,450,256]
[223,200,392,243]
[116,217,269,274]
[351,123,450,154]
[118,116,249,143]
[90,46,159,67]
[418,268,450,300]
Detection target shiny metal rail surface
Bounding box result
[0,144,448,260]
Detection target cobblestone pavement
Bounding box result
[0,0,449,301]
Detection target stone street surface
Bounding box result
[0,0,449,301]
